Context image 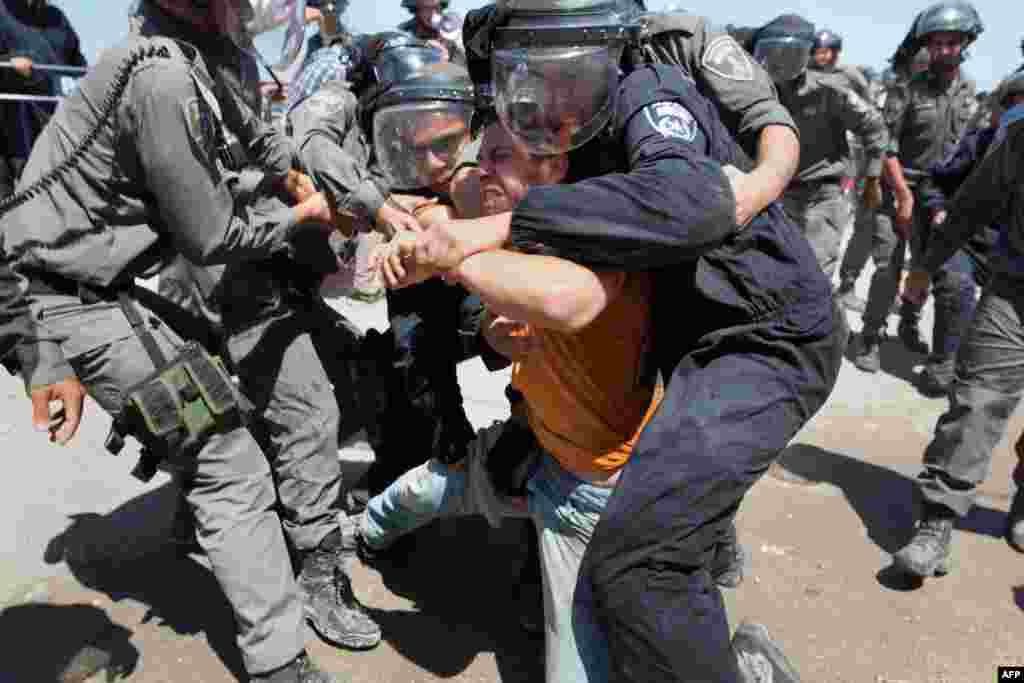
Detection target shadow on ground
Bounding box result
[774,444,1007,551]
[0,603,139,682]
[365,517,543,682]
[844,330,928,389]
[42,481,247,681]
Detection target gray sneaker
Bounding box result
[299,533,382,650]
[852,332,882,373]
[892,507,954,577]
[732,621,802,683]
[1007,489,1024,553]
[250,652,343,683]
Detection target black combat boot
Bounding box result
[298,530,382,650]
[892,503,955,577]
[898,316,929,355]
[732,621,802,683]
[853,329,882,373]
[711,523,749,589]
[1007,488,1024,553]
[917,359,954,397]
[250,652,343,683]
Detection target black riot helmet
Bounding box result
[751,14,815,85]
[463,0,642,155]
[401,0,450,10]
[812,29,842,51]
[355,32,475,191]
[912,1,983,59]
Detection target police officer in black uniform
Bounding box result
[385,0,846,680]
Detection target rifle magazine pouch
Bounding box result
[122,342,243,465]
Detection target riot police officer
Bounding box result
[137,0,384,654]
[809,28,872,103]
[291,33,509,508]
[388,1,846,680]
[0,1,350,680]
[751,14,888,281]
[851,1,981,390]
[893,71,1024,579]
[398,0,466,65]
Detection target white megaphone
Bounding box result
[430,10,464,43]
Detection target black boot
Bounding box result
[298,530,382,650]
[898,316,929,355]
[1007,488,1024,553]
[250,652,343,683]
[892,503,955,578]
[732,621,802,683]
[853,329,882,373]
[711,523,749,589]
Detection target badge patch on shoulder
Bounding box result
[185,97,217,156]
[702,36,754,82]
[644,101,698,142]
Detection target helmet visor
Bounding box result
[373,101,473,190]
[374,45,448,90]
[492,44,622,154]
[753,36,812,83]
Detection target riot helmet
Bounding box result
[812,29,842,51]
[465,0,641,155]
[357,33,475,191]
[751,14,815,85]
[810,29,841,70]
[912,1,982,68]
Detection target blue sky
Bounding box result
[56,0,1020,92]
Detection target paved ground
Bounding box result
[1,262,1022,682]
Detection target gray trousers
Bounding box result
[781,182,848,279]
[838,200,891,290]
[30,294,303,675]
[226,301,363,553]
[856,187,932,334]
[920,275,1024,515]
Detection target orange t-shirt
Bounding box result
[511,272,662,478]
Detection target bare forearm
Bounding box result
[884,156,912,198]
[752,125,799,203]
[451,250,615,333]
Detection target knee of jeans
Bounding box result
[392,460,465,516]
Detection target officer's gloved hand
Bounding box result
[434,408,476,465]
[463,4,502,88]
[485,410,537,497]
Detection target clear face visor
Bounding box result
[374,46,447,89]
[753,37,812,83]
[373,101,473,191]
[492,44,623,155]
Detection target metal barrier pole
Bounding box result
[0,93,63,103]
[0,62,88,77]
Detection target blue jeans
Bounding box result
[361,421,613,682]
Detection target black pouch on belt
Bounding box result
[110,293,248,482]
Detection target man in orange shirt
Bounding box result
[361,120,657,681]
[360,120,798,682]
